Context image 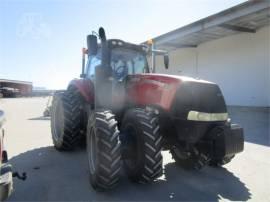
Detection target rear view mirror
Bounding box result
[164,55,169,69]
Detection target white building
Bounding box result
[147,1,270,107]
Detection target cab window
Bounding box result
[111,48,149,81]
[86,50,101,80]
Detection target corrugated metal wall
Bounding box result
[155,26,270,107]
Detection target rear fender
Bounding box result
[68,79,94,103]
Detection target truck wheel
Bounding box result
[121,108,163,183]
[170,147,209,170]
[209,155,235,167]
[51,86,83,150]
[86,110,121,191]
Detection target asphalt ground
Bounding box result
[1,97,269,201]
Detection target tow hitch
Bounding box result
[13,171,27,181]
[2,151,27,181]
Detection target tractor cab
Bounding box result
[80,28,170,110]
[84,39,150,82]
[80,29,151,110]
[81,28,169,82]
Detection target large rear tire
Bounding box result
[50,87,83,150]
[86,110,121,191]
[121,108,163,183]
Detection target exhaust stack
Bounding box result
[95,27,112,109]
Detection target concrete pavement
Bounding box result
[1,97,269,201]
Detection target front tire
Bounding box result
[86,110,121,191]
[121,108,163,183]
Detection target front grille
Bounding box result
[171,81,227,119]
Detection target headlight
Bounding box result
[187,111,228,122]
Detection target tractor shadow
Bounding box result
[7,147,251,201]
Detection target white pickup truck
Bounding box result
[0,110,13,201]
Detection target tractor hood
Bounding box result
[126,73,227,118]
[139,73,215,84]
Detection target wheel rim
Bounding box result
[52,101,64,141]
[122,124,138,170]
[87,126,97,174]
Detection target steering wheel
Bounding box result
[114,65,127,80]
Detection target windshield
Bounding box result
[111,48,149,80]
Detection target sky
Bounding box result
[0,0,247,89]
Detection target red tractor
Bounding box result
[50,28,244,191]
